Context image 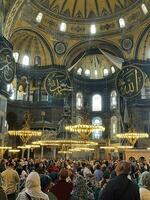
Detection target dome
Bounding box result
[33,0,139,21]
[10,29,54,66]
[75,54,118,80]
[136,25,150,61]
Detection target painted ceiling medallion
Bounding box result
[54,42,66,55]
[121,38,133,51]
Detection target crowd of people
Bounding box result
[0,157,150,200]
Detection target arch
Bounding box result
[92,94,102,111]
[34,56,41,66]
[103,68,109,77]
[141,76,150,99]
[135,24,150,60]
[110,90,117,109]
[76,92,83,110]
[92,117,103,139]
[63,40,124,68]
[10,28,55,65]
[110,116,118,137]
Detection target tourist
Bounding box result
[16,172,49,200]
[140,171,150,200]
[40,174,57,200]
[50,169,73,200]
[94,164,103,182]
[0,173,7,200]
[99,160,140,200]
[1,161,20,200]
[0,159,6,173]
[71,175,94,200]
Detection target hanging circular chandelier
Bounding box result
[9,130,42,145]
[33,139,98,146]
[116,132,149,146]
[65,124,105,140]
[8,112,42,145]
[9,149,20,153]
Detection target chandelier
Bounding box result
[9,149,20,153]
[33,139,98,146]
[17,144,40,149]
[69,147,95,152]
[116,132,149,146]
[8,112,42,145]
[65,124,105,140]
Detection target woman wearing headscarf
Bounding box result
[0,173,7,200]
[140,171,150,200]
[71,175,94,200]
[16,172,49,200]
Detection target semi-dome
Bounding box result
[10,29,54,66]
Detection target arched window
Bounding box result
[103,68,109,77]
[76,92,83,110]
[36,12,43,23]
[141,4,148,15]
[110,90,117,109]
[85,69,90,77]
[22,55,29,66]
[111,66,115,74]
[92,117,102,139]
[141,77,150,99]
[92,94,102,111]
[13,52,19,62]
[34,56,41,66]
[119,18,126,28]
[7,84,15,100]
[77,68,82,75]
[111,116,118,137]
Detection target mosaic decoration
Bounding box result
[121,38,133,51]
[0,48,15,83]
[116,65,144,98]
[34,0,138,20]
[54,42,66,55]
[45,69,72,98]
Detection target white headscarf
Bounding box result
[25,172,48,199]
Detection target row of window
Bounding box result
[76,116,118,139]
[35,3,148,34]
[77,66,115,78]
[76,91,117,111]
[13,52,41,66]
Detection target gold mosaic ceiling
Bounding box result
[33,0,139,21]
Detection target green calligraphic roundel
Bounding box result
[45,70,72,98]
[0,48,16,83]
[116,65,144,98]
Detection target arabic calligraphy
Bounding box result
[116,65,144,98]
[45,70,72,98]
[0,48,16,83]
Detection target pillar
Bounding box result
[41,146,44,159]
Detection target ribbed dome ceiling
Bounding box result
[10,30,53,66]
[33,0,139,21]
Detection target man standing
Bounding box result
[100,160,140,200]
[1,161,20,200]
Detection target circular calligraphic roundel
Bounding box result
[121,38,133,51]
[116,65,144,98]
[0,48,16,83]
[45,70,72,98]
[54,42,66,55]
